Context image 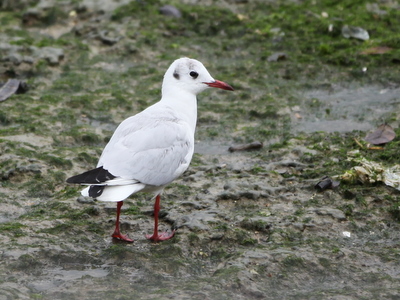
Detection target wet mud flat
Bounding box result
[1,0,400,299]
[1,141,400,299]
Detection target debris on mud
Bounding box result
[360,46,393,55]
[160,5,182,18]
[314,175,340,191]
[342,154,400,190]
[228,141,263,152]
[364,123,396,145]
[0,79,28,102]
[341,25,369,40]
[267,52,287,62]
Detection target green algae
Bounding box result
[0,222,26,237]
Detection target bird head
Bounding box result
[162,57,234,96]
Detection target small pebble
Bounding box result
[160,5,181,18]
[77,195,95,204]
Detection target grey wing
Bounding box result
[97,114,195,186]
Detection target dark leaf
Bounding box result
[0,79,27,102]
[364,124,396,145]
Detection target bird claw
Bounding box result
[112,232,134,243]
[145,230,176,242]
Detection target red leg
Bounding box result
[111,201,133,242]
[145,194,175,242]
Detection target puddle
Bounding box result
[81,0,131,12]
[0,134,53,147]
[294,85,400,133]
[194,140,230,155]
[0,216,9,223]
[28,265,110,292]
[47,265,110,280]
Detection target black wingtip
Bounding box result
[66,167,116,184]
[88,185,105,198]
[66,174,80,183]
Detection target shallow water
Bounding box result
[296,85,400,133]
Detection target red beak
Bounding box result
[205,80,234,91]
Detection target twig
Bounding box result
[353,138,364,149]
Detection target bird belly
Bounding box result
[81,183,147,202]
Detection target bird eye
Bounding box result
[189,71,199,79]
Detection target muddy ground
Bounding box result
[0,0,400,299]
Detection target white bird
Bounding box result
[67,57,234,242]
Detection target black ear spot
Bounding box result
[190,71,199,79]
[173,71,180,80]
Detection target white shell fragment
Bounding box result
[341,155,400,191]
[342,25,370,40]
[342,231,351,238]
[383,165,400,190]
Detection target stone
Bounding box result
[160,5,181,18]
[314,207,347,221]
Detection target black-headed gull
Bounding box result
[67,57,234,242]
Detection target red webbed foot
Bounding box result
[111,201,134,242]
[146,195,176,242]
[145,229,176,242]
[112,231,134,243]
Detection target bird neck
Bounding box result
[160,89,198,132]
